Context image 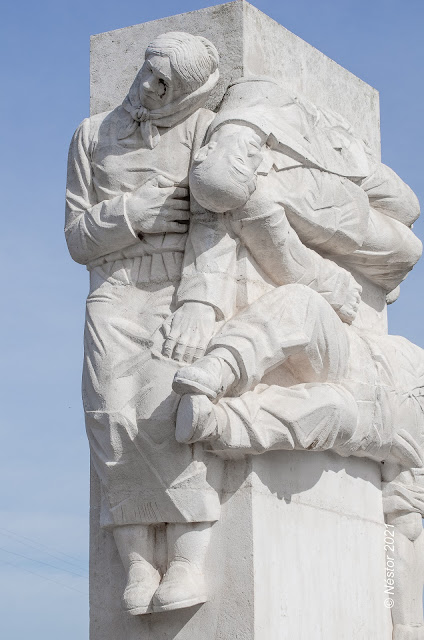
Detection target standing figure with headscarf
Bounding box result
[65,32,225,615]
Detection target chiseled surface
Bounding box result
[74,3,424,639]
[90,1,380,157]
[251,451,392,640]
[90,1,244,117]
[90,453,392,640]
[242,1,381,158]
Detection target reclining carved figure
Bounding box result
[170,77,424,639]
[174,284,424,640]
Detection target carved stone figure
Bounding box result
[186,77,421,305]
[170,77,424,639]
[174,286,424,467]
[67,25,424,639]
[66,32,224,616]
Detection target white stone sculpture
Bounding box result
[67,21,424,640]
[66,31,224,616]
[171,77,424,639]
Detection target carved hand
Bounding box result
[162,302,216,363]
[126,175,190,235]
[337,276,362,324]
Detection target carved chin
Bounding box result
[190,167,251,213]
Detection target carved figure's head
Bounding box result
[190,122,266,213]
[138,32,219,110]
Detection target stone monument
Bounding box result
[66,2,424,638]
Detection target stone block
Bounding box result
[90,453,392,639]
[87,4,393,639]
[90,0,380,159]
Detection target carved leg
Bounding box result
[152,522,212,612]
[176,382,358,455]
[341,209,422,292]
[113,524,160,615]
[173,353,237,399]
[174,283,349,400]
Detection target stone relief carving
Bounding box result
[66,31,424,636]
[66,31,222,616]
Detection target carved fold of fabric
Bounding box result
[382,476,424,518]
[360,163,421,227]
[281,170,370,256]
[65,125,139,265]
[208,284,349,395]
[210,77,372,179]
[66,107,213,267]
[89,252,184,288]
[229,188,356,318]
[86,232,188,269]
[341,210,423,291]
[83,276,222,526]
[208,382,359,456]
[344,332,424,463]
[177,212,239,320]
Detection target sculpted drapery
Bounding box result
[66,31,226,616]
[66,32,424,633]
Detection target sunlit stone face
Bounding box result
[138,55,185,110]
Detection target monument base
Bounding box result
[90,451,392,640]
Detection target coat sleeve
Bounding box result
[176,209,238,321]
[65,118,138,265]
[175,108,239,321]
[230,176,358,322]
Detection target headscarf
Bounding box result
[118,32,219,149]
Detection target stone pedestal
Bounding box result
[89,3,391,638]
[91,452,392,640]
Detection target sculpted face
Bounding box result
[190,123,265,213]
[138,55,185,110]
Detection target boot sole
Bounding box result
[173,377,217,399]
[126,604,153,616]
[152,594,208,613]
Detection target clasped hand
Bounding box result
[126,175,190,235]
[162,302,216,364]
[337,276,362,324]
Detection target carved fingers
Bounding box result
[126,176,190,234]
[337,277,362,324]
[162,302,216,364]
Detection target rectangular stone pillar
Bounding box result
[91,452,391,639]
[89,3,391,638]
[90,0,380,157]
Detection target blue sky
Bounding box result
[1,0,423,637]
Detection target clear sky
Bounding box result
[1,1,423,638]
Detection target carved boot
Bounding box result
[173,354,237,399]
[176,394,226,444]
[122,560,161,615]
[152,559,207,612]
[113,524,159,615]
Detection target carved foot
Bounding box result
[175,394,224,444]
[122,560,161,616]
[393,624,424,640]
[173,355,235,399]
[152,560,207,612]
